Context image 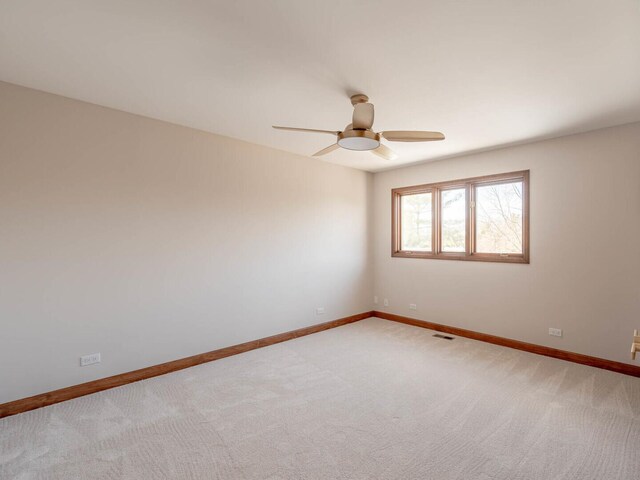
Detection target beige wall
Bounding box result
[0,82,373,404]
[373,122,640,365]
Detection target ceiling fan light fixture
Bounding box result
[272,93,445,160]
[337,130,380,151]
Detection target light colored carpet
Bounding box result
[1,317,639,480]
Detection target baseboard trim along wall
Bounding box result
[0,312,373,419]
[2,310,638,419]
[373,311,640,378]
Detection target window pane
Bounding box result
[476,181,523,254]
[441,188,466,252]
[401,192,432,251]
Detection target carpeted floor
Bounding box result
[1,317,639,479]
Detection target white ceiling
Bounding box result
[1,1,639,172]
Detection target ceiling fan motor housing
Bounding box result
[337,129,380,151]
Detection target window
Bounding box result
[400,192,433,252]
[392,171,529,263]
[440,187,466,252]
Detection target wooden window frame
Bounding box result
[392,170,529,264]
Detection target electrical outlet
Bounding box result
[383,298,389,307]
[409,304,417,310]
[80,353,101,367]
[373,296,378,304]
[548,328,562,337]
[316,307,325,315]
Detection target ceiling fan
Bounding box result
[273,94,445,161]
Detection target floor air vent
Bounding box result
[433,333,455,340]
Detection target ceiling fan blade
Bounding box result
[313,143,340,157]
[352,103,374,130]
[372,144,398,161]
[273,126,339,136]
[381,131,445,142]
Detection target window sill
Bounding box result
[392,251,529,264]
